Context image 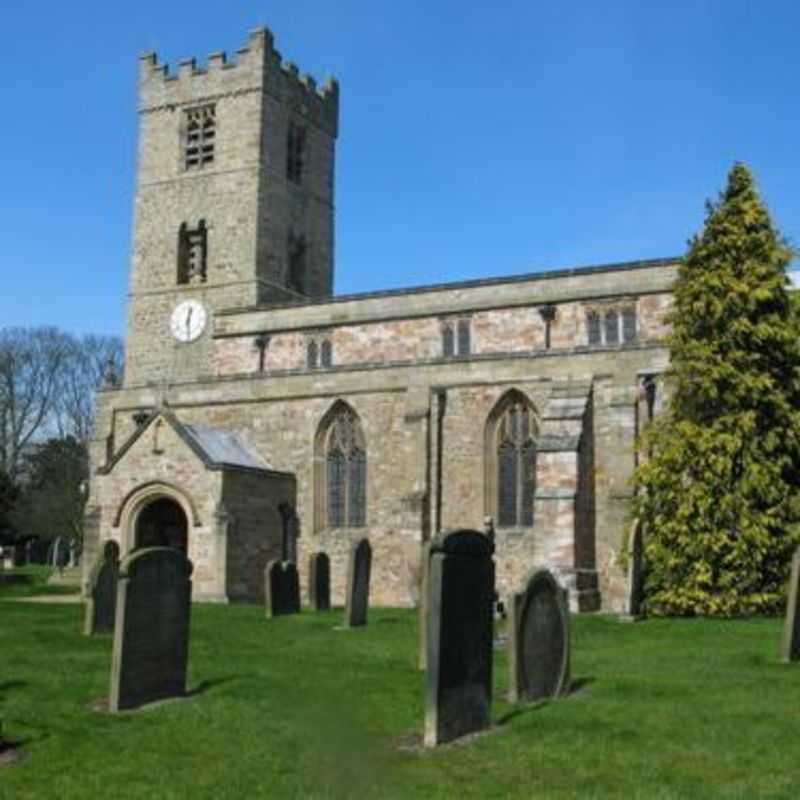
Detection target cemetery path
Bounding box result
[2,594,82,604]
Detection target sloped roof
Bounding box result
[182,423,269,471]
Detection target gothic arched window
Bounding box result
[316,402,367,530]
[486,391,537,528]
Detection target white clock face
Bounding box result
[170,300,207,343]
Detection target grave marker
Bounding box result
[308,552,330,611]
[109,547,193,712]
[508,569,570,703]
[781,546,800,663]
[84,540,121,636]
[344,538,372,628]
[265,560,301,617]
[424,528,494,747]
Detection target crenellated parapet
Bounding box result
[138,27,338,136]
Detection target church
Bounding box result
[84,27,676,611]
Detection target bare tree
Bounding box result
[0,327,70,480]
[56,334,124,446]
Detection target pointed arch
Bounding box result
[314,400,367,532]
[484,389,539,528]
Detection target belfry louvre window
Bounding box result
[321,404,367,529]
[184,105,216,169]
[486,391,537,528]
[287,122,307,183]
[177,221,207,284]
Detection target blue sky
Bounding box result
[1,1,798,336]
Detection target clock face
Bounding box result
[170,300,207,343]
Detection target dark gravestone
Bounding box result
[84,541,121,636]
[109,547,193,712]
[308,552,330,611]
[424,529,494,747]
[344,538,372,628]
[508,569,570,703]
[781,546,800,663]
[621,521,644,621]
[13,545,26,568]
[265,560,300,617]
[53,537,69,570]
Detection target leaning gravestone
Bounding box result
[265,560,300,617]
[344,538,372,628]
[84,540,121,636]
[508,569,570,703]
[424,528,494,747]
[109,547,193,712]
[781,546,800,663]
[308,552,330,611]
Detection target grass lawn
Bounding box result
[1,580,799,799]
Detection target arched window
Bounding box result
[486,391,537,528]
[315,402,367,530]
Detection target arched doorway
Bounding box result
[134,497,188,552]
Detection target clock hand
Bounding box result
[186,307,193,336]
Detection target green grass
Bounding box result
[1,601,799,799]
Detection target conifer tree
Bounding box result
[632,163,800,615]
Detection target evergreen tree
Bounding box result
[633,163,800,616]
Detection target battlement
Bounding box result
[138,27,338,134]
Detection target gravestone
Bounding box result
[344,538,372,628]
[1,548,13,570]
[52,537,69,570]
[781,546,800,663]
[424,528,494,747]
[621,521,644,621]
[13,545,26,568]
[508,569,570,703]
[84,540,121,636]
[265,560,301,617]
[109,547,193,712]
[308,552,330,611]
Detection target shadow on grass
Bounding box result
[0,681,28,694]
[0,575,32,586]
[186,676,238,697]
[495,676,595,725]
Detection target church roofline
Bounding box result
[217,255,681,317]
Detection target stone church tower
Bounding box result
[126,28,338,386]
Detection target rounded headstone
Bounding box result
[509,569,570,703]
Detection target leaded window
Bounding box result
[307,340,318,369]
[587,311,601,345]
[323,406,367,529]
[494,397,537,528]
[622,307,637,342]
[320,339,332,368]
[184,105,215,170]
[605,310,619,345]
[442,323,454,357]
[457,318,471,355]
[587,305,637,346]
